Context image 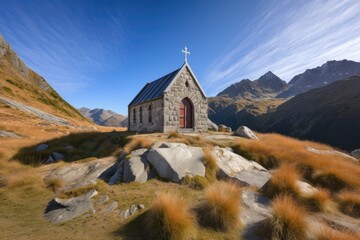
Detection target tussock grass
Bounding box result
[263,164,300,199]
[144,192,197,240]
[336,190,360,217]
[124,137,153,154]
[317,225,360,240]
[260,195,308,240]
[302,188,333,212]
[181,175,209,190]
[231,133,360,191]
[203,147,218,183]
[167,131,182,139]
[195,181,242,232]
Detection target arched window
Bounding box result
[133,108,136,123]
[148,104,152,123]
[139,107,143,124]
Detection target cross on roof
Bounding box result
[182,46,190,63]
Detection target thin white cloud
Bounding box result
[0,1,128,93]
[205,0,360,95]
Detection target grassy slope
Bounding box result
[0,130,359,239]
[0,41,90,126]
[254,75,360,151]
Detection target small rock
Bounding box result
[36,143,48,151]
[46,156,55,164]
[120,209,130,219]
[52,152,65,161]
[234,126,258,140]
[138,204,145,209]
[96,195,109,205]
[129,204,138,215]
[65,145,74,151]
[103,202,118,215]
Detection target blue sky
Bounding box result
[1,0,360,115]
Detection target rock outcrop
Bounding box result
[44,189,97,224]
[147,146,205,182]
[212,147,270,188]
[123,149,149,183]
[234,126,258,140]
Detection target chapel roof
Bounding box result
[128,63,206,107]
[128,67,181,106]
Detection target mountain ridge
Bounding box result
[78,107,128,127]
[217,71,288,99]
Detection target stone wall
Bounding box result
[128,98,164,132]
[163,66,208,133]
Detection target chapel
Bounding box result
[128,48,208,133]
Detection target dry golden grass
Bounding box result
[260,195,308,240]
[203,147,218,183]
[232,133,360,191]
[144,192,197,240]
[336,190,360,217]
[195,181,242,232]
[181,175,210,190]
[263,164,300,199]
[167,131,182,139]
[302,188,333,212]
[44,178,63,193]
[317,225,360,240]
[123,136,153,154]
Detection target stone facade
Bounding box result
[128,98,163,132]
[128,64,207,133]
[163,66,207,132]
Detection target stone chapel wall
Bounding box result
[128,98,163,132]
[163,67,208,132]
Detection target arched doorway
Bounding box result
[180,98,193,128]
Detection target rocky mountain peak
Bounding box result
[278,59,360,98]
[0,34,51,91]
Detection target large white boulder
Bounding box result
[234,126,258,140]
[147,146,205,182]
[211,146,270,188]
[123,149,149,183]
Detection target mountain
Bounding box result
[0,35,89,125]
[278,60,360,98]
[209,71,287,129]
[208,96,285,130]
[217,71,288,98]
[254,74,360,151]
[78,107,127,127]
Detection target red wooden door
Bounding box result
[180,98,193,128]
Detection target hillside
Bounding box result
[208,96,284,130]
[0,35,89,126]
[254,74,360,151]
[278,59,360,98]
[78,107,128,127]
[217,71,288,98]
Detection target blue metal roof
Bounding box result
[129,67,181,106]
